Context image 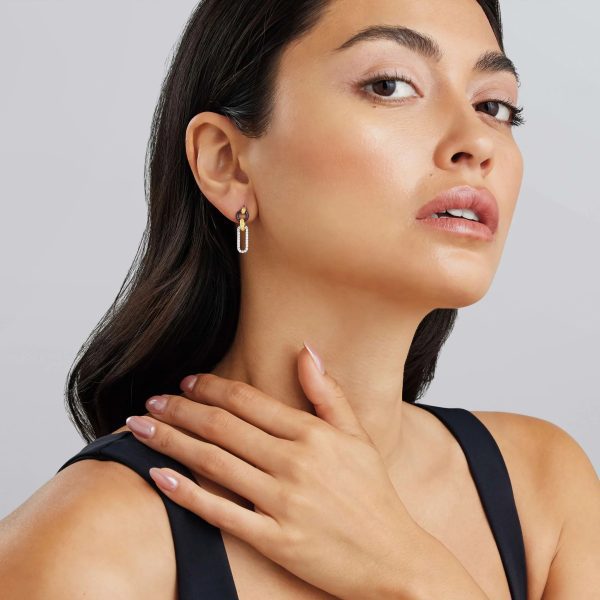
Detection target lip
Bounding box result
[415,185,499,240]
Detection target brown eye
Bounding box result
[371,79,404,97]
[475,98,526,127]
[478,100,511,122]
[360,71,419,103]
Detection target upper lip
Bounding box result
[416,185,499,234]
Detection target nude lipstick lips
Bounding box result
[415,185,499,242]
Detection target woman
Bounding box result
[1,0,598,598]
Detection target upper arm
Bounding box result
[0,459,176,599]
[539,421,600,598]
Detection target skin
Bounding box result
[185,0,522,522]
[184,0,523,474]
[166,0,597,597]
[1,0,598,599]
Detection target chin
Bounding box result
[420,268,496,310]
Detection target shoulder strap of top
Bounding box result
[56,431,239,600]
[414,403,528,600]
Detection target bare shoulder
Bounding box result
[0,454,177,599]
[471,410,600,596]
[471,409,597,485]
[471,408,598,513]
[470,409,569,461]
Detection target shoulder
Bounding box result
[0,453,177,599]
[471,409,598,509]
[472,410,600,592]
[471,409,567,459]
[471,409,597,483]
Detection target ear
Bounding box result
[185,112,256,225]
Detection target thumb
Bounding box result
[298,341,370,441]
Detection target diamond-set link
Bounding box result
[237,223,249,253]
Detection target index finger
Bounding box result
[181,373,314,441]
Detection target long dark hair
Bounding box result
[66,0,505,443]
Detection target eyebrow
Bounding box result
[331,24,520,86]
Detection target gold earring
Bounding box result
[235,206,249,253]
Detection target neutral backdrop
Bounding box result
[1,0,598,518]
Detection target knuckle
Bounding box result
[277,486,302,513]
[201,446,227,476]
[216,508,237,532]
[285,525,306,547]
[166,396,183,422]
[280,523,307,558]
[202,407,231,435]
[255,521,281,557]
[300,421,327,445]
[193,373,212,395]
[289,452,313,476]
[229,381,253,405]
[156,427,173,453]
[227,386,248,413]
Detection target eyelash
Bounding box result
[358,69,526,127]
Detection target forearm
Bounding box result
[354,522,490,600]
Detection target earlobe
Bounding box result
[184,111,256,229]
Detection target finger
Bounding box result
[149,466,280,554]
[146,394,289,474]
[181,373,314,441]
[126,415,282,514]
[299,342,371,442]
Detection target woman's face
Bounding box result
[244,0,523,310]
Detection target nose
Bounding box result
[433,94,496,178]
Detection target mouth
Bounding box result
[415,185,499,241]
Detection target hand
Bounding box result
[124,343,420,600]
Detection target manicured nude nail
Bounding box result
[180,375,197,392]
[304,340,325,374]
[126,416,156,438]
[146,395,167,413]
[150,467,178,491]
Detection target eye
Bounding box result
[475,98,526,127]
[358,70,420,102]
[357,70,526,127]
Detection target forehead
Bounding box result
[283,0,502,70]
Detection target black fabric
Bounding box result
[414,403,528,600]
[56,403,527,600]
[56,431,240,600]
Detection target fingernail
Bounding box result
[150,467,178,491]
[146,395,168,413]
[180,375,197,392]
[303,340,325,374]
[126,415,156,438]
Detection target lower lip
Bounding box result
[416,216,494,241]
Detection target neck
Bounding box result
[210,258,433,472]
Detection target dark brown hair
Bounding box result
[66,0,505,442]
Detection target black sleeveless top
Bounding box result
[56,402,528,600]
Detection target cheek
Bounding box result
[250,88,520,308]
[256,99,429,287]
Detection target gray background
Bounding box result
[1,0,598,518]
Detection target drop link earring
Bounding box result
[235,206,250,253]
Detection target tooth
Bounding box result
[446,208,480,222]
[446,208,464,217]
[430,213,440,219]
[461,209,479,222]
